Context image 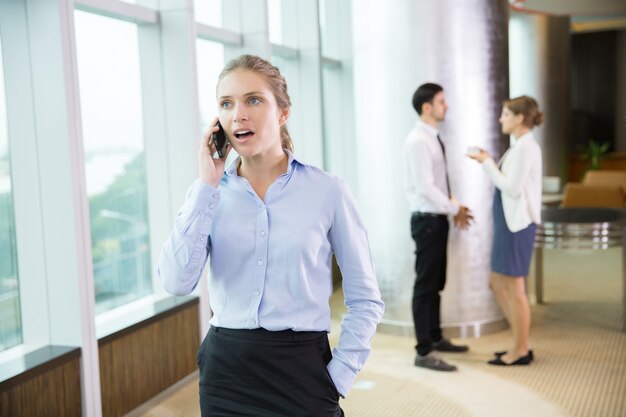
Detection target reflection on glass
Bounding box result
[196,39,225,128]
[271,55,287,74]
[74,11,152,314]
[270,55,295,92]
[194,0,222,27]
[197,41,239,164]
[0,35,22,352]
[318,0,340,59]
[267,0,282,45]
[321,65,345,175]
[319,0,328,56]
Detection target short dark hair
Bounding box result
[412,83,444,115]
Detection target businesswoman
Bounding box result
[468,96,543,366]
[158,54,384,416]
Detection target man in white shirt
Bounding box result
[403,83,473,372]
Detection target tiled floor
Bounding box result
[130,248,626,417]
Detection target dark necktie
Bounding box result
[437,134,451,198]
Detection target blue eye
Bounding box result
[249,97,261,105]
[221,101,232,110]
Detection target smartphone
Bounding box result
[212,121,228,158]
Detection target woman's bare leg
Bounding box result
[490,272,512,324]
[499,276,530,363]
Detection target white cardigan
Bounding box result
[482,132,542,232]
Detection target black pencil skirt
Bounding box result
[197,326,344,417]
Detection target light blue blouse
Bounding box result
[158,150,384,396]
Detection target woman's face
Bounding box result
[498,106,524,135]
[217,69,288,159]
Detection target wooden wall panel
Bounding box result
[0,355,82,417]
[98,300,199,417]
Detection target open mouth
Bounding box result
[233,129,255,141]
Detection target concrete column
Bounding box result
[352,0,509,337]
[509,11,571,183]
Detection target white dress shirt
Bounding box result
[403,120,459,215]
[482,131,542,232]
[158,150,384,397]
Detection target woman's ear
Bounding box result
[279,107,290,126]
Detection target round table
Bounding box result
[534,207,626,331]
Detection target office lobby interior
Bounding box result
[1,1,625,416]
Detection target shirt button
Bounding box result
[212,194,218,199]
[209,203,215,209]
[251,319,256,325]
[259,231,265,237]
[257,259,263,266]
[254,289,260,296]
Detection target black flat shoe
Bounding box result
[488,352,533,366]
[494,350,534,361]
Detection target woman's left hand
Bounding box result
[467,148,490,163]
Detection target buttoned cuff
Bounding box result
[327,357,356,398]
[187,179,221,218]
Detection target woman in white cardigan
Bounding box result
[469,96,543,366]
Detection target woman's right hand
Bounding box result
[467,148,490,163]
[198,117,231,187]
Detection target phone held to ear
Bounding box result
[212,121,228,158]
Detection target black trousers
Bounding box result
[198,327,344,417]
[410,213,449,356]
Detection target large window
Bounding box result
[0,36,22,352]
[196,39,225,129]
[267,0,283,45]
[74,11,152,314]
[194,0,222,27]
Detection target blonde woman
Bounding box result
[158,55,383,415]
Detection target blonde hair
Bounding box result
[503,95,544,128]
[217,55,294,152]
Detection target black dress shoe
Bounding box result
[432,338,469,353]
[494,350,534,361]
[488,352,532,366]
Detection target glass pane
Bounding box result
[194,0,222,27]
[0,34,23,352]
[319,0,328,56]
[270,55,296,91]
[196,39,225,129]
[318,0,340,59]
[270,55,288,75]
[322,65,339,172]
[74,11,152,314]
[267,0,282,44]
